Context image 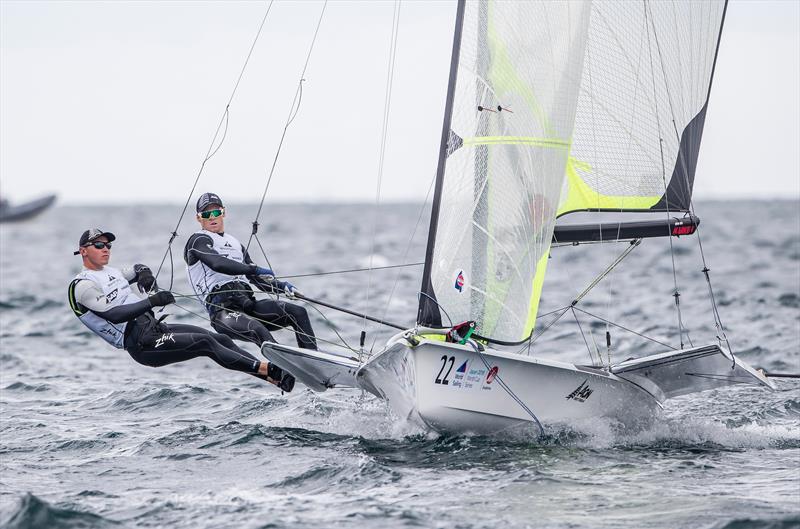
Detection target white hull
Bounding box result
[264,332,775,435]
[356,338,660,434]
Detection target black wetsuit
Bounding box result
[184,233,317,350]
[69,270,270,380]
[125,314,263,375]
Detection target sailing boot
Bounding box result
[267,362,295,393]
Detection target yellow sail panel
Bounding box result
[557,156,662,217]
[559,1,726,217]
[418,1,592,343]
[523,251,551,338]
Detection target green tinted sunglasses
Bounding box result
[199,208,224,219]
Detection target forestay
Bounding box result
[558,0,727,216]
[418,1,592,343]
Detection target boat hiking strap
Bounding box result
[154,2,276,290]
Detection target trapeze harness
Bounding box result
[67,265,263,375]
[184,230,317,349]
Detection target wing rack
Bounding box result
[553,215,699,244]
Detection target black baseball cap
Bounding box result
[196,192,224,213]
[74,228,116,255]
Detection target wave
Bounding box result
[3,382,51,393]
[86,385,211,413]
[711,515,800,529]
[0,493,120,529]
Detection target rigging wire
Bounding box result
[572,307,598,366]
[645,0,731,356]
[169,291,357,353]
[644,0,688,350]
[363,0,402,349]
[369,174,436,355]
[467,340,544,437]
[573,306,677,352]
[281,261,423,280]
[246,0,328,255]
[154,1,275,286]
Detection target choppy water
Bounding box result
[1,201,798,529]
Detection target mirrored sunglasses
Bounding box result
[199,208,224,219]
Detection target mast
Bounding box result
[417,0,467,327]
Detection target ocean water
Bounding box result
[0,201,798,529]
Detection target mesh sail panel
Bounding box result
[421,1,591,342]
[558,0,726,216]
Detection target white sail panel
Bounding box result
[422,1,591,342]
[559,0,726,215]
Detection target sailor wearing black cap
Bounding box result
[67,228,294,391]
[184,193,317,351]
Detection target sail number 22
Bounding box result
[435,355,456,385]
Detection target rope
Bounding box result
[572,307,599,367]
[644,1,687,350]
[363,0,402,344]
[646,0,732,356]
[368,174,436,355]
[154,2,275,284]
[246,0,328,254]
[282,261,423,280]
[572,306,677,352]
[468,340,544,437]
[170,291,357,353]
[570,239,641,307]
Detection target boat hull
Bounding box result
[0,194,56,223]
[357,338,660,434]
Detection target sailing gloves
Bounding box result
[254,266,275,281]
[149,291,175,308]
[252,266,300,299]
[283,282,300,300]
[134,264,157,294]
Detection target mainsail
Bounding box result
[417,0,592,343]
[559,0,727,216]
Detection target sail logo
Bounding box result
[454,270,466,292]
[566,379,593,402]
[451,359,469,388]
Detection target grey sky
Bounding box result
[1,0,798,205]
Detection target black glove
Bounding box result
[134,265,157,294]
[149,290,175,307]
